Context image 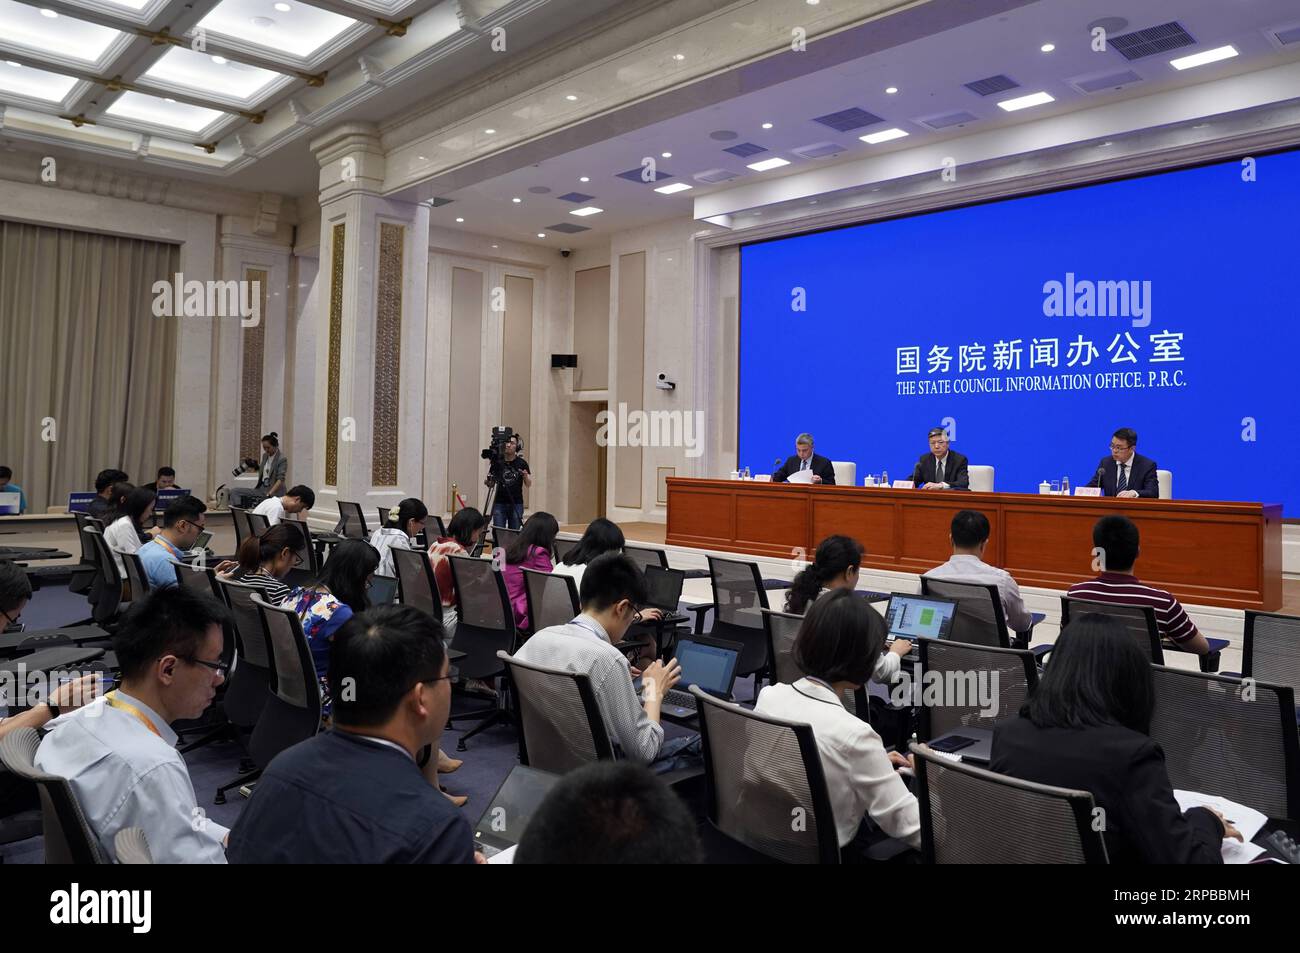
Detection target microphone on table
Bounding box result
[1097,467,1106,495]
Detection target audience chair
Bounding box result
[0,728,109,864]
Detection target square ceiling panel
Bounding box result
[0,60,80,104]
[141,47,287,107]
[194,0,361,63]
[105,90,228,135]
[0,0,128,68]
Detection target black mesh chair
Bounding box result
[624,545,669,572]
[1148,666,1300,820]
[1242,611,1300,698]
[278,518,319,574]
[211,579,276,802]
[0,727,109,863]
[522,568,579,634]
[391,548,443,624]
[692,685,840,863]
[246,511,270,536]
[920,577,1037,652]
[230,507,253,549]
[69,512,100,595]
[911,742,1108,863]
[916,639,1038,743]
[499,651,614,773]
[759,607,867,719]
[690,556,772,693]
[174,562,222,599]
[492,525,520,552]
[1062,597,1162,663]
[337,501,368,539]
[81,526,125,627]
[213,595,322,804]
[447,555,518,751]
[114,827,154,864]
[429,514,447,537]
[121,551,151,604]
[554,537,579,562]
[377,505,392,529]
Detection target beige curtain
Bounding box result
[0,219,179,513]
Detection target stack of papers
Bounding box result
[1174,790,1270,863]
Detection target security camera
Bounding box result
[656,372,676,391]
[560,248,571,258]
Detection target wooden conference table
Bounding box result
[664,479,1282,611]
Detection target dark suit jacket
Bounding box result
[1086,452,1159,497]
[991,717,1224,864]
[911,450,969,489]
[772,453,836,485]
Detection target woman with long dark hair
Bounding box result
[369,497,429,577]
[784,535,910,683]
[991,614,1238,863]
[103,484,155,576]
[502,511,559,630]
[553,517,624,592]
[428,507,489,643]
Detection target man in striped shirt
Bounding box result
[1068,515,1211,655]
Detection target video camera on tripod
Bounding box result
[480,426,517,484]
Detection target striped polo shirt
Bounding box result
[1066,572,1199,644]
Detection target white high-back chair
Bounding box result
[968,465,995,493]
[831,461,856,487]
[1157,469,1172,499]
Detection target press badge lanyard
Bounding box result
[105,691,162,738]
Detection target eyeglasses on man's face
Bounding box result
[180,656,229,679]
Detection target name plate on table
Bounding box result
[1074,486,1102,497]
[892,480,915,489]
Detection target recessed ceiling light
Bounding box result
[579,176,590,182]
[661,151,672,158]
[1170,45,1238,71]
[1040,43,1055,53]
[761,122,773,129]
[211,56,228,65]
[747,157,790,172]
[997,91,1054,111]
[672,53,685,61]
[537,232,546,238]
[1192,123,1210,130]
[885,86,898,94]
[860,127,908,144]
[251,16,275,27]
[455,217,464,223]
[484,128,495,134]
[570,206,603,216]
[806,0,819,5]
[5,61,20,68]
[565,94,578,101]
[274,2,291,10]
[1099,141,1113,147]
[417,154,426,160]
[491,244,498,248]
[512,197,521,203]
[165,97,176,103]
[39,8,57,18]
[654,182,693,194]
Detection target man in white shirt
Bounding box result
[924,509,1034,645]
[252,484,315,527]
[35,585,232,863]
[513,553,684,766]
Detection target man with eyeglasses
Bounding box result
[35,586,232,863]
[1085,427,1159,498]
[137,495,208,589]
[228,605,479,864]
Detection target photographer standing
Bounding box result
[485,434,531,530]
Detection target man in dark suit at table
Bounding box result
[1086,428,1159,498]
[771,433,836,485]
[911,428,969,490]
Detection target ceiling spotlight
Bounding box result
[251,16,275,27]
[859,127,908,144]
[537,232,546,238]
[1170,45,1238,71]
[1040,43,1056,53]
[579,176,590,182]
[274,2,291,10]
[661,151,672,158]
[165,97,176,103]
[885,86,898,94]
[5,61,20,68]
[761,122,773,129]
[39,8,58,18]
[807,0,819,5]
[455,217,464,223]
[484,128,495,134]
[672,53,685,61]
[211,55,228,65]
[655,182,692,194]
[417,154,426,160]
[570,207,603,216]
[491,244,499,249]
[997,90,1054,111]
[747,157,790,172]
[512,197,521,203]
[565,94,578,101]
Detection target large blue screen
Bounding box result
[739,150,1300,514]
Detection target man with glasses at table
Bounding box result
[137,495,208,589]
[35,586,232,863]
[1085,427,1159,498]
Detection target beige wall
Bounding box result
[500,273,534,448]
[447,266,484,507]
[572,265,610,392]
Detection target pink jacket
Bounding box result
[503,545,553,630]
